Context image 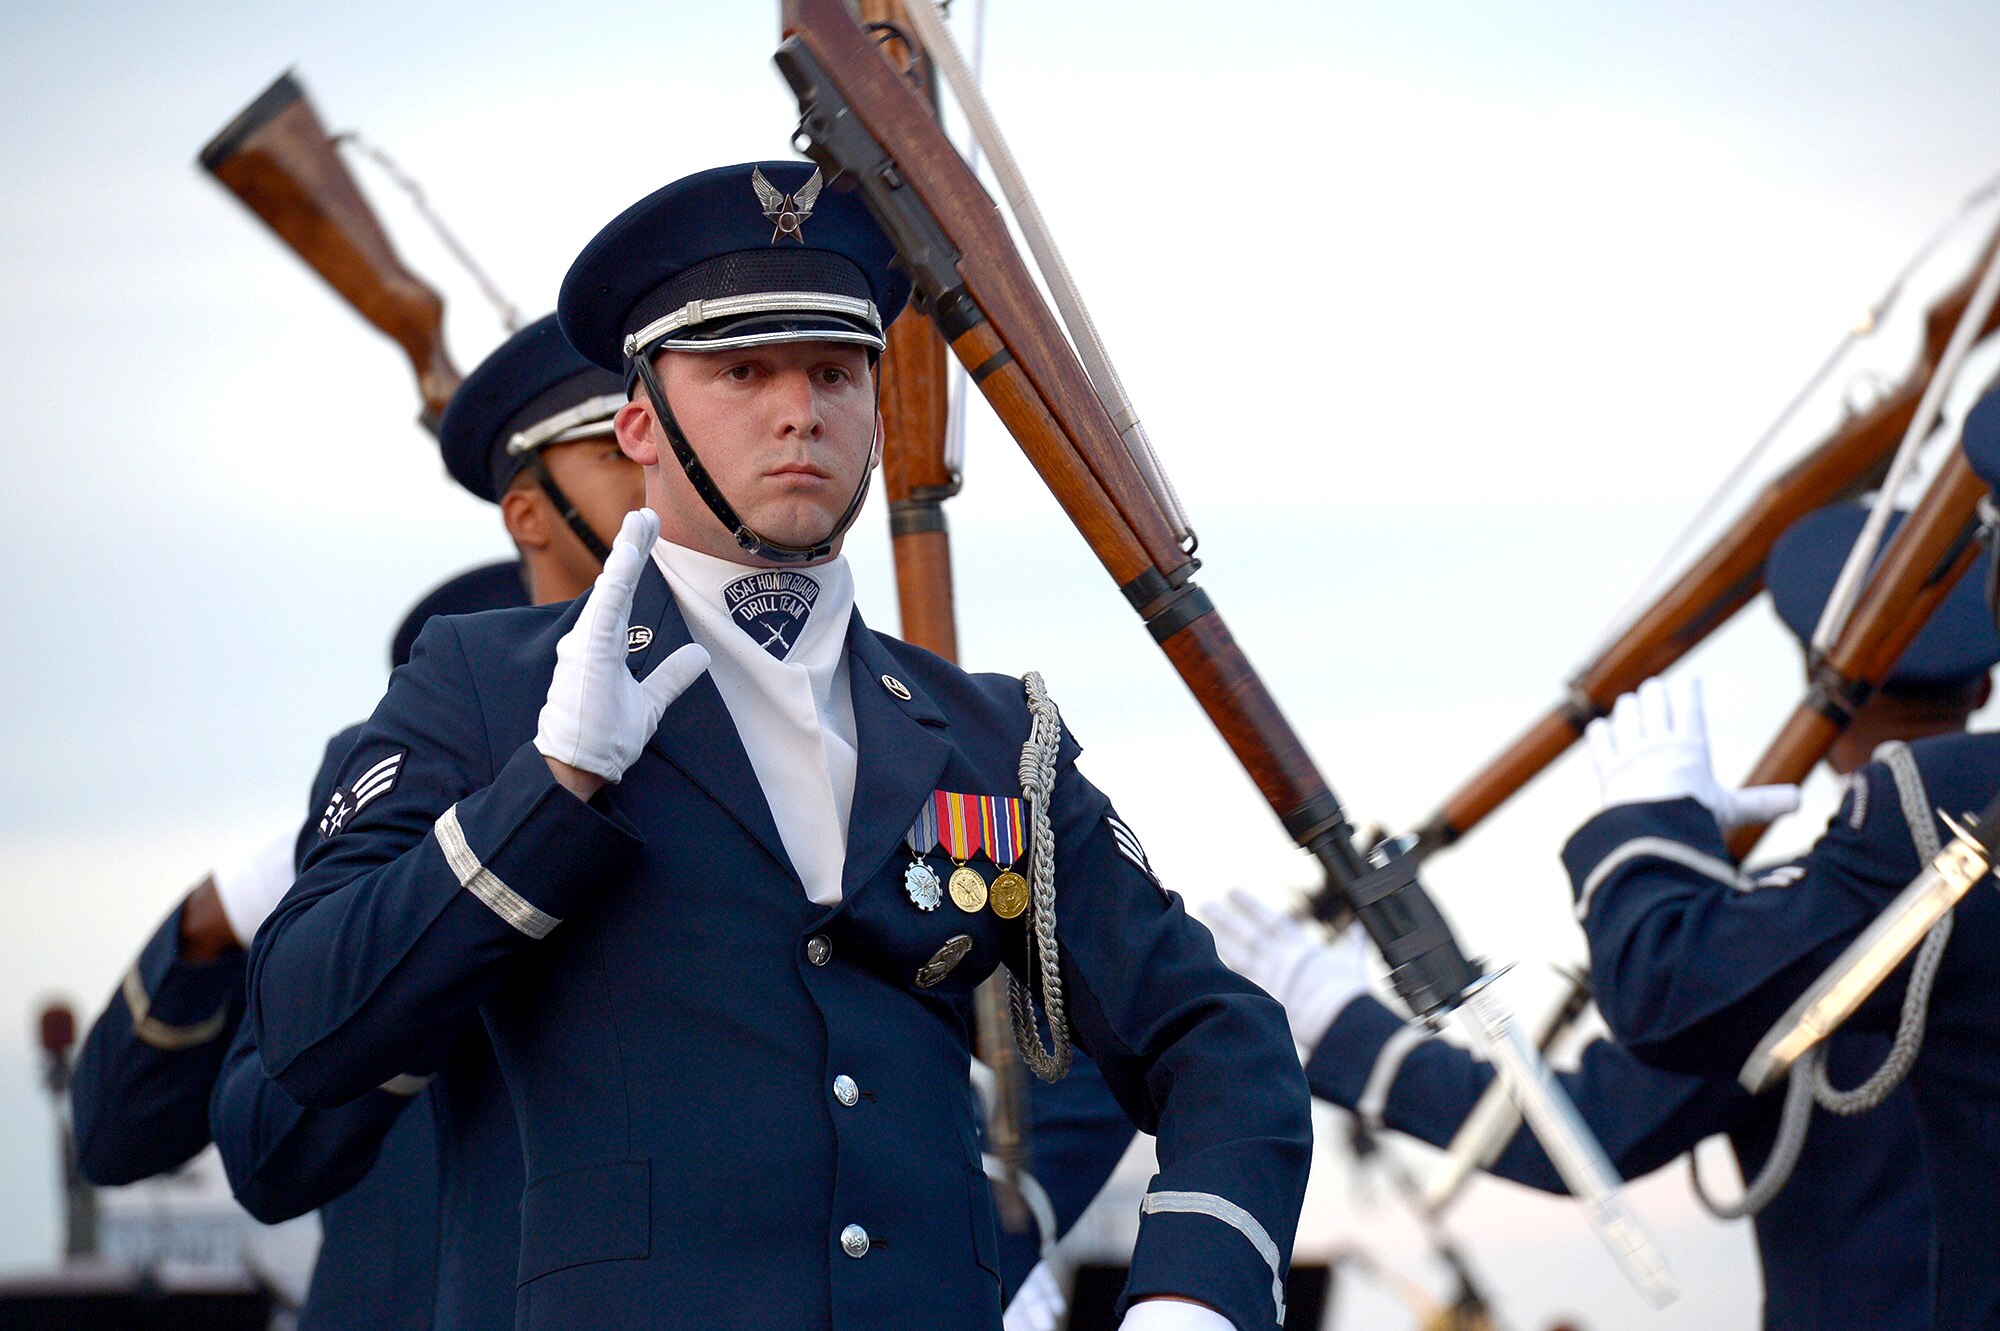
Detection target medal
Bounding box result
[989,870,1030,920]
[984,794,1029,920]
[934,790,990,914]
[948,865,988,913]
[905,861,942,911]
[905,798,943,911]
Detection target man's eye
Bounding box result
[725,364,754,381]
[820,367,850,385]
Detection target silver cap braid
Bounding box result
[1011,671,1072,1082]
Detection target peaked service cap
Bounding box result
[557,160,910,373]
[438,315,624,503]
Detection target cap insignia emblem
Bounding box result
[752,166,825,244]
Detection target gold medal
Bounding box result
[948,864,988,913]
[989,870,1030,920]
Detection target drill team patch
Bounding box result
[724,570,820,661]
[318,749,407,839]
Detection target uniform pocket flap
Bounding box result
[518,1159,652,1285]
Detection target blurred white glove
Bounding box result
[1204,888,1369,1052]
[212,828,300,947]
[1003,1260,1067,1331]
[1117,1299,1236,1331]
[1585,676,1800,830]
[535,508,710,783]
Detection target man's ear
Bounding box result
[499,482,550,551]
[616,397,661,467]
[869,407,885,470]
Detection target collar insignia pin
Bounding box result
[881,674,912,701]
[752,166,824,244]
[626,625,654,653]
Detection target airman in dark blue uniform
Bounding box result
[1562,385,2000,1329]
[248,161,1312,1331]
[70,561,528,1328]
[210,315,642,1331]
[1236,496,1998,1331]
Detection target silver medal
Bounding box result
[904,860,943,911]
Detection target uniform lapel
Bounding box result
[626,559,796,881]
[842,614,951,897]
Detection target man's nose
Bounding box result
[775,368,824,437]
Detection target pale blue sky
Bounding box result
[4,3,1999,1325]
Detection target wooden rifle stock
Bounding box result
[859,3,963,663]
[1414,220,2000,859]
[778,0,1481,1020]
[1726,451,1987,859]
[200,72,460,432]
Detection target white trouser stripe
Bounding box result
[1357,1022,1432,1132]
[1576,836,1746,923]
[1139,1189,1286,1326]
[434,804,560,940]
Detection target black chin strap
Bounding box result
[521,454,613,565]
[632,354,875,565]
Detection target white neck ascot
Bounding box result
[651,539,858,905]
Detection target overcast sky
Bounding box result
[4,2,2000,1325]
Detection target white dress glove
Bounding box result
[1118,1299,1237,1331]
[534,508,710,783]
[1204,888,1369,1052]
[1585,676,1800,830]
[1003,1260,1067,1331]
[212,828,301,947]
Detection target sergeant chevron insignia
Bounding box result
[751,165,824,244]
[318,749,408,839]
[1106,815,1158,883]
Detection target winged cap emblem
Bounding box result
[752,166,824,244]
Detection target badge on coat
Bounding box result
[723,570,820,660]
[318,748,408,839]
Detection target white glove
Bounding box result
[1585,676,1800,830]
[534,508,710,783]
[1118,1299,1236,1331]
[212,828,301,947]
[1003,1260,1067,1331]
[1204,888,1369,1052]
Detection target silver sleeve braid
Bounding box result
[1011,671,1072,1083]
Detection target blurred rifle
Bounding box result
[199,72,461,433]
[857,0,1028,1233]
[1410,216,2000,860]
[1725,447,1989,859]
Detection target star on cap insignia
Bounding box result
[752,166,824,244]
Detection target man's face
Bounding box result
[533,432,644,600]
[616,340,879,565]
[540,432,646,550]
